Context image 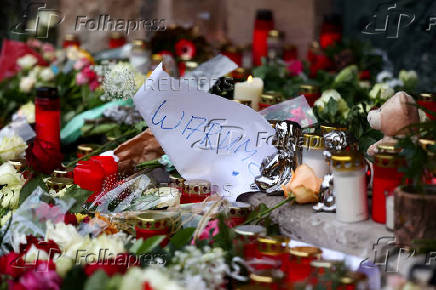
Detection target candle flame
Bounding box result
[247,75,253,82]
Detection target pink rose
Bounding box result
[286,59,303,76]
[89,80,100,91]
[76,71,89,85]
[73,58,90,71]
[42,43,55,53]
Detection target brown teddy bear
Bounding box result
[367,91,419,156]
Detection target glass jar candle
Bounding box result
[62,33,80,48]
[77,144,97,158]
[259,92,282,110]
[227,202,251,226]
[108,32,126,49]
[331,153,368,223]
[299,84,320,107]
[129,39,150,74]
[249,270,284,290]
[416,93,436,121]
[372,144,403,224]
[35,87,61,151]
[308,259,343,286]
[302,134,329,179]
[181,179,211,204]
[288,246,322,283]
[134,211,181,247]
[255,236,291,273]
[252,9,274,66]
[233,225,266,260]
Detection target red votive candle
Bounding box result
[255,236,291,273]
[181,179,211,204]
[416,93,436,120]
[233,225,266,260]
[288,246,322,283]
[252,9,274,66]
[372,144,403,224]
[134,211,181,247]
[35,87,61,151]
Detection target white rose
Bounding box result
[40,67,55,82]
[370,83,394,101]
[0,211,12,226]
[19,76,36,93]
[87,234,125,258]
[314,89,342,111]
[29,66,43,78]
[0,185,21,208]
[121,267,183,290]
[24,244,49,263]
[17,101,35,123]
[45,221,88,258]
[0,134,27,161]
[54,256,74,277]
[399,70,418,88]
[376,70,393,83]
[17,54,38,70]
[0,162,24,185]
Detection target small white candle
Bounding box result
[233,76,264,110]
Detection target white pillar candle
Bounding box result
[233,76,264,110]
[386,195,394,230]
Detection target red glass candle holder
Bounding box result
[319,15,342,49]
[299,84,320,107]
[180,179,211,204]
[417,93,436,120]
[109,32,126,49]
[62,34,80,48]
[288,246,322,283]
[252,9,274,66]
[35,87,61,151]
[372,144,403,224]
[134,211,181,247]
[233,225,266,260]
[254,236,291,274]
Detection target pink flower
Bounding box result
[42,43,55,53]
[286,60,303,76]
[82,66,97,81]
[15,267,61,290]
[289,107,306,123]
[26,39,42,49]
[89,80,100,91]
[198,219,220,241]
[76,71,89,85]
[73,58,90,71]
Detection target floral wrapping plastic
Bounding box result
[258,95,318,128]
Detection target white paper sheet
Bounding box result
[134,64,277,201]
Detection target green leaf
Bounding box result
[84,270,109,290]
[60,185,93,213]
[61,265,87,290]
[169,227,195,249]
[130,235,166,254]
[19,175,48,204]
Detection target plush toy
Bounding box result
[367,91,419,156]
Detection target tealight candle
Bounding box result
[234,76,264,110]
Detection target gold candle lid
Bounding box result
[233,99,252,107]
[127,211,181,234]
[65,33,78,41]
[303,133,324,150]
[268,30,284,39]
[234,225,266,237]
[310,259,343,269]
[132,39,147,49]
[184,60,199,70]
[290,246,323,258]
[152,54,163,61]
[340,271,367,284]
[184,179,211,195]
[257,236,290,255]
[228,202,251,218]
[419,139,435,155]
[261,92,282,105]
[331,152,364,171]
[299,84,319,94]
[77,144,96,155]
[320,125,347,135]
[46,177,73,191]
[417,93,436,100]
[249,270,283,284]
[375,143,402,168]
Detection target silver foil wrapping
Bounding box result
[323,130,348,152]
[254,120,302,193]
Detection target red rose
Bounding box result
[83,253,138,277]
[64,212,78,225]
[20,236,61,259]
[0,253,27,278]
[175,39,196,59]
[26,138,63,174]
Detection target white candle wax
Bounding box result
[233,76,264,110]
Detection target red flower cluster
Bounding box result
[83,253,139,277]
[74,58,100,91]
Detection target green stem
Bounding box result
[64,128,138,168]
[244,195,295,225]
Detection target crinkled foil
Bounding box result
[254,121,302,193]
[323,130,348,152]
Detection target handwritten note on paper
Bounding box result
[133,64,277,201]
